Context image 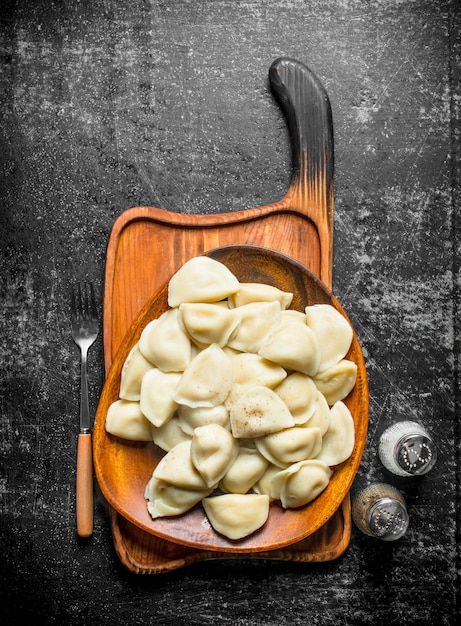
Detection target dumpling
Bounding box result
[151,415,191,452]
[139,308,192,372]
[230,353,287,388]
[202,493,270,540]
[255,426,323,468]
[280,309,306,324]
[153,440,209,490]
[225,353,287,408]
[119,343,154,401]
[230,386,295,438]
[145,476,211,518]
[302,390,330,436]
[258,318,320,376]
[229,282,293,309]
[252,464,280,500]
[305,304,353,372]
[173,343,232,408]
[105,399,153,441]
[220,445,269,493]
[227,301,282,353]
[314,401,355,466]
[177,404,230,435]
[179,302,242,348]
[222,345,242,359]
[274,372,317,424]
[190,424,239,488]
[139,368,181,427]
[270,460,333,508]
[168,256,240,307]
[313,359,357,405]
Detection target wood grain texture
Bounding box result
[76,433,94,537]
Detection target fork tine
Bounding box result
[71,282,97,320]
[71,283,81,320]
[72,283,81,319]
[78,283,88,317]
[70,284,76,316]
[79,283,85,317]
[81,283,88,317]
[89,282,97,319]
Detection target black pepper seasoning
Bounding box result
[351,483,409,541]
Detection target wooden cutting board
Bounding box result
[102,57,352,573]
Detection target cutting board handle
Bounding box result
[270,57,334,287]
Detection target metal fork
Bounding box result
[71,282,99,537]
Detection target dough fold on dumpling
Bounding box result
[219,445,269,494]
[313,359,357,405]
[229,282,293,309]
[153,440,209,490]
[139,308,192,372]
[258,318,320,376]
[270,460,333,508]
[177,404,230,435]
[255,427,323,468]
[140,368,181,427]
[179,302,242,348]
[280,309,306,324]
[252,464,280,500]
[302,390,330,436]
[230,353,287,389]
[305,304,353,373]
[274,372,317,424]
[230,386,294,438]
[225,353,287,408]
[314,401,355,466]
[151,415,191,452]
[202,493,270,540]
[168,256,240,307]
[227,301,281,353]
[105,399,153,441]
[119,343,154,401]
[190,424,239,488]
[173,343,232,408]
[145,476,211,518]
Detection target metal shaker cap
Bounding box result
[395,433,437,476]
[367,497,409,540]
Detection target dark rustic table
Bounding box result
[1,1,459,624]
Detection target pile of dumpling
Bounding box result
[105,256,357,540]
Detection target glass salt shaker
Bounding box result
[378,420,437,477]
[352,483,409,541]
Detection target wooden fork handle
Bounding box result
[76,432,93,537]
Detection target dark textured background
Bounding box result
[1,0,459,624]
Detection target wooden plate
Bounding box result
[93,244,368,553]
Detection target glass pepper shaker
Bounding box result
[352,483,409,541]
[378,420,437,476]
